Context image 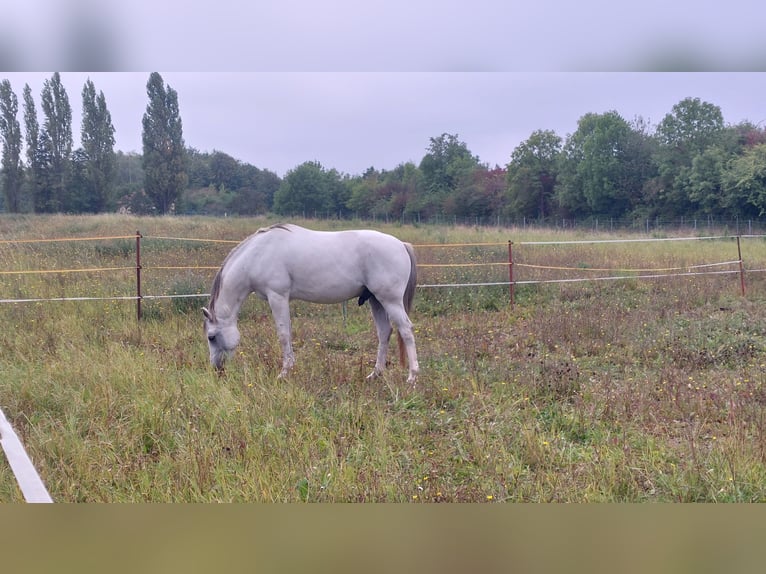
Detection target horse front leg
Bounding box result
[267,293,295,378]
[368,298,392,380]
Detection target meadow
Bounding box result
[2,214,766,502]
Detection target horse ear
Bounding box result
[202,307,214,321]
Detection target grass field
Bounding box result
[2,214,766,502]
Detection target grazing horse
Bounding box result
[202,223,419,383]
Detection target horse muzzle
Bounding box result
[209,349,227,375]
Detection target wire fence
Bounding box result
[0,231,759,313]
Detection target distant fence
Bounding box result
[291,212,766,236]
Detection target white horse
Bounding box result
[202,223,419,384]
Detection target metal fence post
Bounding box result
[737,235,746,297]
[508,240,514,307]
[136,230,143,320]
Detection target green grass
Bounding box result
[2,214,766,501]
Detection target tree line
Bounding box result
[1,73,765,225]
[0,72,188,215]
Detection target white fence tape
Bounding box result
[0,407,53,503]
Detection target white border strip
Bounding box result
[0,407,53,503]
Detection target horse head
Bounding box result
[202,306,241,373]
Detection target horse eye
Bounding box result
[208,334,216,342]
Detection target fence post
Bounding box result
[737,235,746,297]
[136,230,143,320]
[508,240,514,307]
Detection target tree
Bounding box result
[656,97,724,152]
[38,72,73,212]
[687,145,733,216]
[182,148,281,215]
[142,72,187,214]
[345,163,423,221]
[226,165,280,215]
[653,97,725,217]
[415,133,480,217]
[617,116,659,219]
[22,84,40,211]
[273,161,347,217]
[685,123,766,219]
[79,78,116,212]
[721,144,766,217]
[506,129,562,219]
[346,167,381,217]
[209,150,242,191]
[556,111,646,219]
[444,166,507,220]
[0,80,23,212]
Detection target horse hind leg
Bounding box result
[385,304,419,385]
[367,297,392,380]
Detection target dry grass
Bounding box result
[2,214,766,501]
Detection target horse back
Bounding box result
[247,226,412,304]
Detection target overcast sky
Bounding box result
[3,72,766,177]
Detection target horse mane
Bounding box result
[208,223,291,314]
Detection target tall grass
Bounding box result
[2,215,766,501]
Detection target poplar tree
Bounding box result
[0,80,23,212]
[80,78,116,212]
[38,72,73,212]
[22,84,40,211]
[142,72,187,214]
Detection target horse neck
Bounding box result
[211,230,267,322]
[211,271,249,323]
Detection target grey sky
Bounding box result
[3,73,766,177]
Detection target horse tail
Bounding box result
[398,242,417,367]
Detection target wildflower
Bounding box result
[486,495,494,501]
